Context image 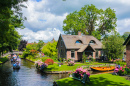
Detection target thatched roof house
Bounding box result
[57,32,104,61]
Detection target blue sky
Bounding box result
[17,0,130,43]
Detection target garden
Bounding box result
[20,38,130,86]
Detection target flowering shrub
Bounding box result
[68,61,75,66]
[45,59,54,65]
[114,65,130,75]
[73,67,90,79]
[35,60,48,70]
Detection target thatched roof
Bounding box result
[61,34,103,50]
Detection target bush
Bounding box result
[68,61,75,66]
[114,60,126,66]
[51,56,58,62]
[41,57,51,62]
[73,67,90,79]
[35,60,48,70]
[45,59,54,65]
[26,55,36,60]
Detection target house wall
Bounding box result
[66,50,78,61]
[67,50,71,59]
[93,52,95,59]
[126,45,130,67]
[93,50,101,59]
[57,35,66,59]
[98,50,101,58]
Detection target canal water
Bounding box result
[0,59,69,86]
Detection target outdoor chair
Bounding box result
[72,73,90,84]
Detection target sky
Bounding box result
[17,0,130,43]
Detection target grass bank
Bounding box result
[21,56,115,72]
[0,56,9,64]
[56,73,130,86]
[45,62,114,72]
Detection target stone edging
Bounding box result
[45,71,71,74]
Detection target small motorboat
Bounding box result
[91,66,115,71]
[13,62,20,69]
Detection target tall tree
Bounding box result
[18,40,28,51]
[0,0,27,56]
[63,4,117,40]
[37,40,44,52]
[122,32,130,40]
[102,32,125,60]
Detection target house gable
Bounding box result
[123,34,130,45]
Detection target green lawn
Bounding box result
[56,73,130,86]
[45,62,112,71]
[0,57,8,64]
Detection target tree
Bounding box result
[36,40,44,52]
[102,32,125,60]
[18,40,28,51]
[63,4,117,40]
[0,0,27,56]
[42,41,57,57]
[122,32,130,40]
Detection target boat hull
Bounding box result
[91,66,115,71]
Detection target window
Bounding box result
[75,40,82,44]
[71,50,75,58]
[89,40,96,45]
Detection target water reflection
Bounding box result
[0,59,113,86]
[0,59,68,86]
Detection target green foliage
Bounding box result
[0,0,27,55]
[41,57,51,62]
[82,52,87,63]
[63,4,117,39]
[36,40,44,52]
[51,56,58,62]
[122,32,130,40]
[114,60,126,66]
[0,57,8,63]
[42,40,57,57]
[102,32,125,60]
[26,55,35,60]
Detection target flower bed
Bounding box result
[35,60,48,71]
[114,65,130,76]
[70,67,90,84]
[68,61,74,66]
[45,59,54,65]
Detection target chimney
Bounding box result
[78,31,81,36]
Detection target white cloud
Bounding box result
[17,28,61,43]
[19,0,130,42]
[117,19,130,35]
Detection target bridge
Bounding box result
[1,51,23,57]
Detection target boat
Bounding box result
[91,66,115,71]
[13,62,20,69]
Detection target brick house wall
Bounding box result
[66,50,78,61]
[126,45,130,67]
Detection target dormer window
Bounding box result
[76,40,82,44]
[89,40,95,44]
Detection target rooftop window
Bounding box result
[89,40,96,44]
[75,40,82,44]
